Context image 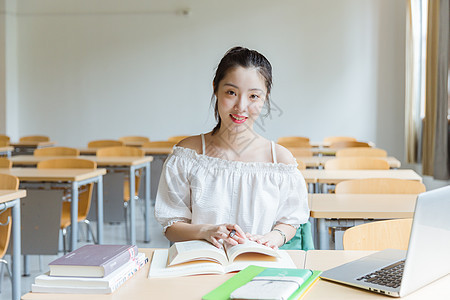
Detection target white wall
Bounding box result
[12,0,406,159]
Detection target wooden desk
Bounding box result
[0,168,106,253]
[296,156,401,169]
[0,146,14,158]
[10,141,56,155]
[304,250,450,299]
[21,248,306,300]
[301,169,422,193]
[1,189,26,300]
[78,147,173,156]
[11,155,153,245]
[310,194,418,249]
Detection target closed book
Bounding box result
[32,253,149,294]
[49,244,138,277]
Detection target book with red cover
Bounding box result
[49,244,138,277]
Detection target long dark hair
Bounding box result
[211,47,273,135]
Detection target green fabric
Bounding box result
[280,221,315,251]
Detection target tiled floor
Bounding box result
[0,202,169,299]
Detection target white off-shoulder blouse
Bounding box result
[154,142,309,236]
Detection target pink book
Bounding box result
[49,244,138,277]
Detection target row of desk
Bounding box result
[20,248,449,299]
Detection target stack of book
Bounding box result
[31,244,148,294]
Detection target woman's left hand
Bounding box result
[245,232,280,250]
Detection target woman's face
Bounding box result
[215,66,267,133]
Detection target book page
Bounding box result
[223,250,296,273]
[224,240,280,263]
[168,240,228,266]
[148,249,225,278]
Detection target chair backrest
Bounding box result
[336,147,387,157]
[335,178,426,194]
[296,160,306,170]
[0,158,12,168]
[330,141,370,149]
[167,136,189,143]
[119,136,150,143]
[19,135,50,142]
[288,147,313,157]
[34,146,80,157]
[343,218,413,250]
[87,140,124,148]
[324,157,390,170]
[277,136,310,144]
[96,146,144,157]
[37,158,97,169]
[0,140,9,147]
[0,174,18,258]
[142,141,177,148]
[278,140,311,148]
[323,136,357,143]
[0,134,10,143]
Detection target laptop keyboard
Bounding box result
[356,260,405,289]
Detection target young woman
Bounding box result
[155,47,309,249]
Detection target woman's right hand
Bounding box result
[200,224,246,248]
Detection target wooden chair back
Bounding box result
[288,147,313,157]
[19,135,50,142]
[167,136,189,143]
[336,147,387,157]
[87,140,124,148]
[343,219,413,250]
[324,157,390,170]
[142,141,177,148]
[119,136,150,143]
[34,146,80,157]
[335,178,426,194]
[0,140,9,147]
[297,160,306,170]
[0,158,12,168]
[0,134,10,143]
[278,140,311,148]
[277,136,310,144]
[330,141,370,149]
[0,174,18,258]
[323,136,357,143]
[96,146,144,157]
[37,158,96,228]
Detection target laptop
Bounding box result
[320,185,450,297]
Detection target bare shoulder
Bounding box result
[176,135,202,154]
[275,144,296,165]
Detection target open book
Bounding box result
[148,240,297,278]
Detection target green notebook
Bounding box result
[202,265,321,300]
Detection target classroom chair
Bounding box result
[34,147,80,156]
[87,140,124,148]
[119,136,150,143]
[343,219,413,250]
[324,157,389,170]
[296,160,306,170]
[19,135,50,142]
[0,135,10,143]
[335,178,426,194]
[323,136,357,144]
[37,158,97,253]
[0,141,9,147]
[96,146,145,238]
[142,141,177,148]
[277,136,310,144]
[0,158,11,168]
[278,140,311,148]
[287,147,313,157]
[0,174,19,293]
[329,141,370,148]
[336,147,387,157]
[167,135,189,143]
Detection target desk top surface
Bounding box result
[296,156,401,168]
[11,155,153,166]
[309,193,418,218]
[300,169,422,183]
[0,189,27,203]
[21,249,449,299]
[0,146,14,152]
[304,250,450,299]
[0,168,106,182]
